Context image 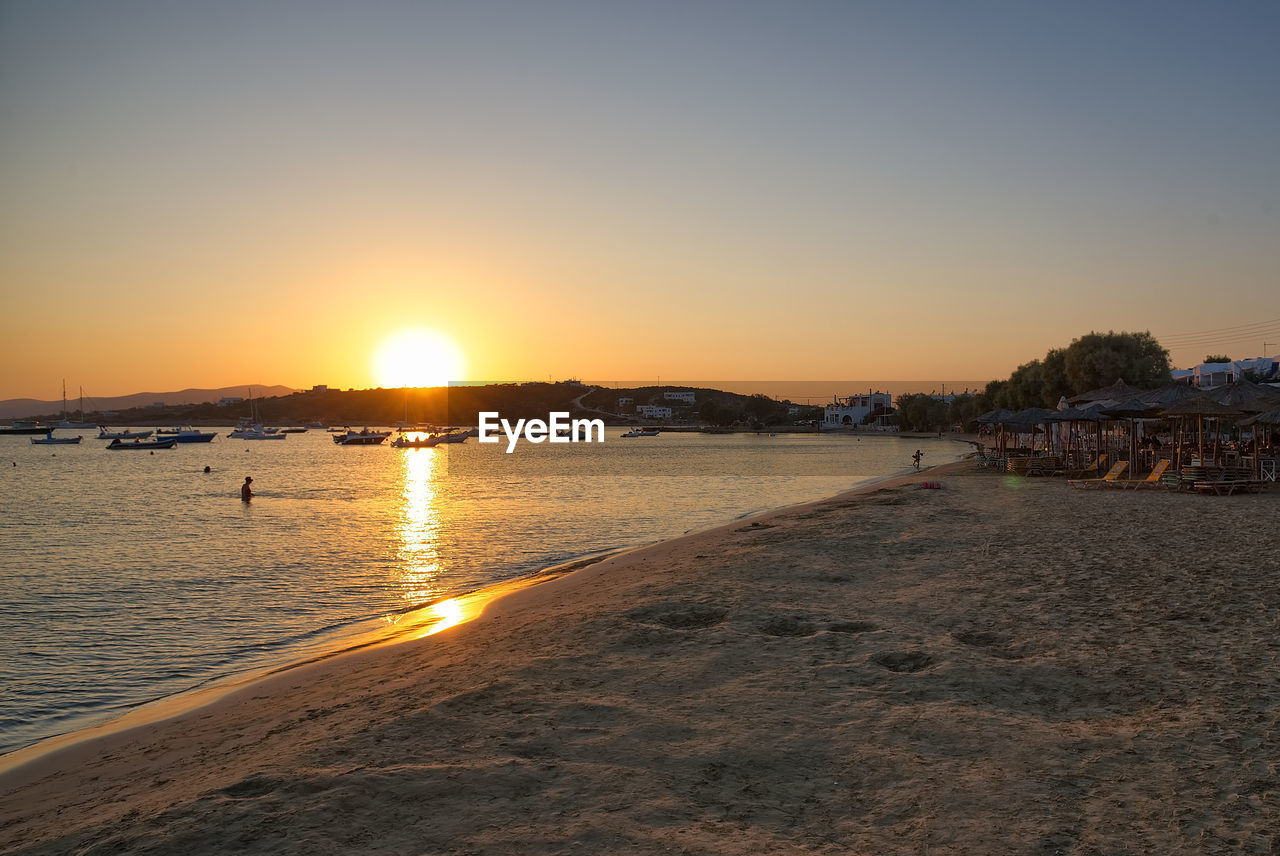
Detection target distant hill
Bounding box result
[0,385,298,421]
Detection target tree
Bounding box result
[1061,331,1171,393]
[699,400,738,427]
[1203,354,1230,364]
[743,393,786,428]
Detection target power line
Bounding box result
[1156,317,1280,346]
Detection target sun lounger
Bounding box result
[1067,460,1127,489]
[1064,454,1106,479]
[1194,478,1267,496]
[1107,459,1170,489]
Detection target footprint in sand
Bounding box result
[872,651,933,673]
[826,620,879,634]
[952,630,1025,660]
[756,614,817,637]
[628,603,729,630]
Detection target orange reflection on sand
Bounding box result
[416,596,469,637]
[395,448,445,605]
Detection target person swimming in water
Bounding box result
[241,476,253,502]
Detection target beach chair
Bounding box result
[1064,453,1105,480]
[1110,458,1170,490]
[1067,460,1127,489]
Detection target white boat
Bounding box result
[434,431,467,444]
[169,426,218,443]
[31,432,82,445]
[390,429,466,448]
[332,428,391,445]
[98,426,154,440]
[228,388,284,440]
[230,423,286,440]
[621,428,660,437]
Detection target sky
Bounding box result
[1,0,1278,400]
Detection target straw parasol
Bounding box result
[1160,397,1247,469]
[1068,379,1146,406]
[1208,380,1280,414]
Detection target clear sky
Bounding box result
[2,0,1277,399]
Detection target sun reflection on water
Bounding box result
[395,447,445,607]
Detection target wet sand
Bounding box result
[2,461,1278,854]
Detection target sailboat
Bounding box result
[55,382,97,429]
[228,387,286,440]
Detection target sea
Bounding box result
[0,427,967,757]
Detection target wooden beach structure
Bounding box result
[974,379,1280,494]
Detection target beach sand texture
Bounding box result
[2,461,1278,855]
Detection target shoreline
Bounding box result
[0,451,969,780]
[20,457,1273,852]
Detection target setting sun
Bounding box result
[372,328,465,388]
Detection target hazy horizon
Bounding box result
[3,1,1277,400]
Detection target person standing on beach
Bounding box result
[241,476,253,502]
[912,449,923,469]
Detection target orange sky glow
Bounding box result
[1,3,1277,401]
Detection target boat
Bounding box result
[0,421,55,435]
[53,383,96,429]
[107,437,178,450]
[169,426,218,443]
[279,427,308,434]
[389,429,467,448]
[31,432,82,445]
[390,433,445,448]
[332,428,391,445]
[433,431,467,444]
[98,426,154,440]
[229,421,286,440]
[228,388,284,440]
[621,428,661,437]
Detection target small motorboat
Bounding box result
[621,428,660,438]
[229,423,285,440]
[31,432,82,445]
[107,437,178,450]
[168,426,218,443]
[0,422,54,435]
[390,434,444,448]
[98,426,154,440]
[433,431,467,444]
[332,428,392,445]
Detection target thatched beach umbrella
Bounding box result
[1005,408,1057,456]
[976,409,1016,455]
[1069,379,1146,406]
[1208,379,1280,414]
[1160,397,1247,469]
[1098,397,1164,471]
[1237,405,1280,478]
[1047,404,1106,468]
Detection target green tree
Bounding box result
[743,393,786,428]
[1203,354,1230,364]
[1061,331,1171,393]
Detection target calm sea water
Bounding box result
[0,428,964,756]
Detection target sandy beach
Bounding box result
[2,460,1278,855]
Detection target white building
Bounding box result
[822,393,892,428]
[217,396,245,407]
[617,397,634,407]
[636,405,673,419]
[1183,355,1279,389]
[663,391,696,404]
